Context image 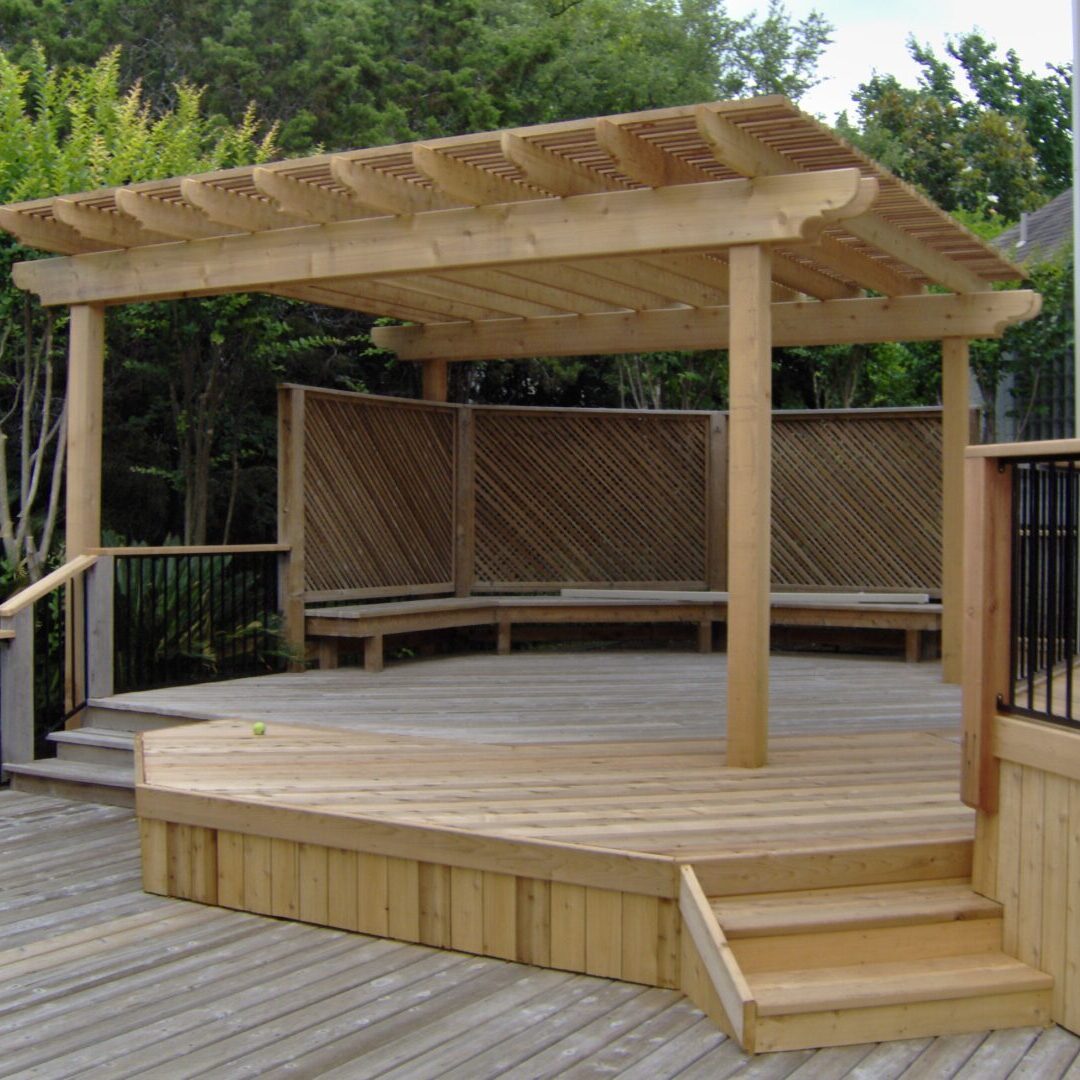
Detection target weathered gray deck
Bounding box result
[2,790,1078,1078]
[100,651,963,742]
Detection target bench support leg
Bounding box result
[905,629,921,663]
[697,620,713,654]
[497,617,512,656]
[364,634,384,673]
[317,639,339,671]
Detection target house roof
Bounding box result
[0,96,1024,327]
[994,188,1073,264]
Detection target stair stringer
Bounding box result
[677,864,758,1051]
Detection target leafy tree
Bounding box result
[0,46,277,576]
[0,0,832,153]
[837,33,1070,222]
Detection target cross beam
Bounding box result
[373,291,1043,361]
[12,170,876,307]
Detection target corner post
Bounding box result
[64,304,105,721]
[942,337,970,683]
[65,304,106,557]
[726,244,772,768]
[278,386,307,667]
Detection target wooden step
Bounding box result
[49,727,135,767]
[4,759,134,807]
[82,701,208,732]
[712,880,1001,937]
[748,952,1052,1052]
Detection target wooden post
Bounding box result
[454,407,476,597]
[65,305,106,557]
[422,359,449,402]
[706,412,728,590]
[85,554,114,699]
[0,608,33,772]
[941,337,970,684]
[726,244,772,768]
[64,304,105,720]
[278,386,307,667]
[961,454,1011,813]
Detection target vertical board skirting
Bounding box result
[985,758,1080,1032]
[140,819,682,989]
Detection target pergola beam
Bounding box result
[373,290,1042,360]
[597,117,887,300]
[252,167,372,223]
[13,169,875,307]
[53,198,171,249]
[695,105,985,295]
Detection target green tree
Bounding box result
[0,46,278,576]
[838,33,1070,222]
[0,0,832,153]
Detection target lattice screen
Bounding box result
[301,393,455,594]
[772,411,943,590]
[472,409,710,587]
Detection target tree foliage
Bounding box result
[0,0,831,153]
[0,46,278,576]
[837,33,1070,222]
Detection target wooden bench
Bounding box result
[306,590,942,672]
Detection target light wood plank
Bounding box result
[374,291,1041,361]
[585,886,623,978]
[726,244,771,768]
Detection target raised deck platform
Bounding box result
[135,701,1049,1052]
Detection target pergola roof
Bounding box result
[1,96,1025,339]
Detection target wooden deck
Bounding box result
[137,722,971,870]
[101,651,963,742]
[2,790,1078,1077]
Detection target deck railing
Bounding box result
[962,439,1080,811]
[1003,458,1080,727]
[105,546,289,694]
[0,544,288,775]
[0,554,99,770]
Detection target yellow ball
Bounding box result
[252,722,266,736]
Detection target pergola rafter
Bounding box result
[0,95,1043,768]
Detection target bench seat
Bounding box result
[306,592,942,672]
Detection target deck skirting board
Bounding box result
[139,817,686,991]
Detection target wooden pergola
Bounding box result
[0,95,1040,767]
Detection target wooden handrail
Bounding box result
[88,544,290,556]
[967,438,1080,460]
[0,554,98,618]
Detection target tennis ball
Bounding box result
[252,722,266,736]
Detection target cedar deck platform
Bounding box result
[129,652,1059,1053]
[6,791,1077,1077]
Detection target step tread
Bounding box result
[48,728,136,750]
[713,880,1000,938]
[3,758,134,789]
[750,951,1053,1017]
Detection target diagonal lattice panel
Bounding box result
[771,412,943,590]
[473,409,709,586]
[303,395,455,593]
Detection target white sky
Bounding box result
[724,0,1073,121]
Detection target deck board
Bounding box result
[139,722,972,863]
[101,651,962,743]
[3,792,1078,1076]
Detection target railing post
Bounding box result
[0,607,34,773]
[961,454,1012,812]
[85,555,114,700]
